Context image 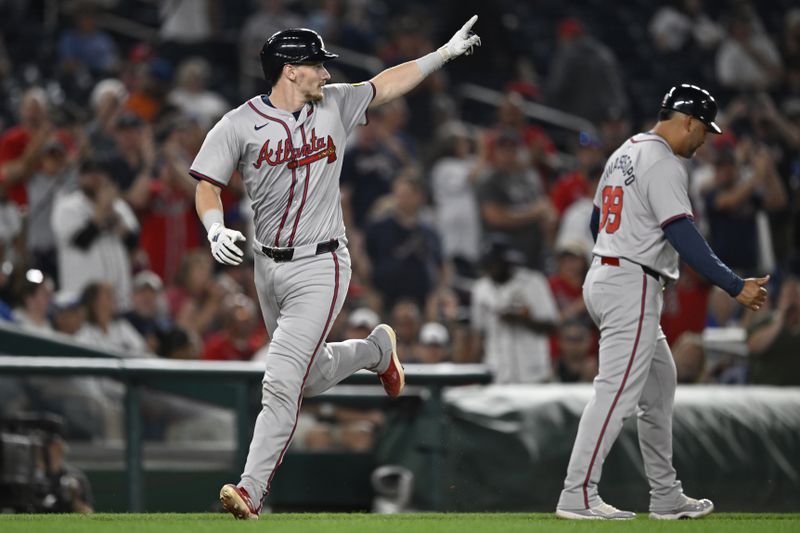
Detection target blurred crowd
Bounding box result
[0,0,799,415]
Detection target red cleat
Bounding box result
[375,324,405,398]
[219,484,258,520]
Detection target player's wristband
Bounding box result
[202,209,224,233]
[416,49,448,76]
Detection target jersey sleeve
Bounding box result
[323,82,376,136]
[189,115,240,188]
[643,157,693,227]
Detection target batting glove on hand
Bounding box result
[439,15,482,61]
[207,222,246,266]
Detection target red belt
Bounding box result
[599,256,661,282]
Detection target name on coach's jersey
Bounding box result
[604,153,636,185]
[253,127,338,170]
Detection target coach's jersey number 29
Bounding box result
[599,186,623,234]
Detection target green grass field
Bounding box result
[1,513,799,533]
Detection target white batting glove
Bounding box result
[207,222,246,266]
[439,15,482,61]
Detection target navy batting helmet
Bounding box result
[260,28,338,88]
[661,84,722,134]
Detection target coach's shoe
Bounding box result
[220,484,258,520]
[556,501,636,520]
[370,324,405,398]
[650,496,714,520]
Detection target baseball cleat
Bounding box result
[371,324,404,398]
[650,496,714,520]
[220,484,258,520]
[556,501,636,520]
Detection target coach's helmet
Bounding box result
[260,28,338,87]
[661,84,722,134]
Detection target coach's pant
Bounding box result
[240,246,381,509]
[557,260,684,512]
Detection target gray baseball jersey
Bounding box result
[190,82,375,248]
[591,132,693,281]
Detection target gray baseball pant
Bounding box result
[557,260,685,512]
[239,246,381,509]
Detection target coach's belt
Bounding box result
[260,238,339,263]
[599,256,662,283]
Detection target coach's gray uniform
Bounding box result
[558,132,691,512]
[191,82,382,508]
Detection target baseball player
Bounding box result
[190,20,481,520]
[555,84,769,520]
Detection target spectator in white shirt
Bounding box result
[12,269,54,334]
[470,236,559,383]
[75,281,149,355]
[51,158,139,311]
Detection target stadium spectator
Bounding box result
[716,11,783,91]
[648,0,723,85]
[548,134,604,216]
[660,266,712,346]
[365,175,443,312]
[103,112,156,209]
[390,299,423,364]
[202,293,263,361]
[167,250,224,339]
[704,143,785,277]
[25,137,78,281]
[470,237,558,383]
[483,92,557,180]
[50,290,86,336]
[649,0,723,54]
[671,332,708,384]
[478,130,554,270]
[341,109,414,228]
[747,277,800,386]
[415,321,451,364]
[85,78,129,160]
[554,320,596,383]
[51,158,139,311]
[157,0,220,64]
[57,4,119,79]
[124,57,176,124]
[344,307,381,340]
[12,269,54,334]
[124,270,170,355]
[544,18,629,128]
[430,122,483,273]
[75,281,149,354]
[168,57,229,130]
[547,240,590,326]
[0,87,57,207]
[137,117,204,283]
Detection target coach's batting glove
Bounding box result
[439,15,482,60]
[207,222,246,266]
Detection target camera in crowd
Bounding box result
[0,414,92,513]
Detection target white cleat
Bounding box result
[650,496,714,520]
[556,501,636,520]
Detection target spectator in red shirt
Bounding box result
[0,88,58,207]
[548,240,591,358]
[660,265,712,346]
[138,117,204,283]
[549,133,605,216]
[202,293,263,361]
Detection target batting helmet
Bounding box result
[661,84,722,134]
[260,28,338,88]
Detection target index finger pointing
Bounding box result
[459,15,478,37]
